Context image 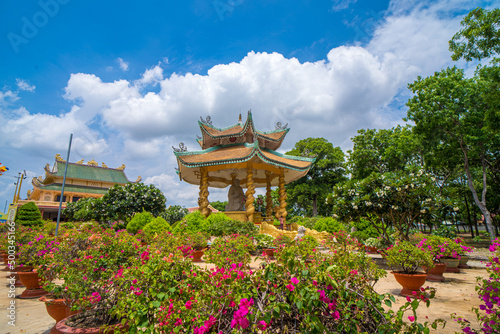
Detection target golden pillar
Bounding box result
[265,171,272,218]
[278,168,287,222]
[245,163,255,222]
[199,167,210,218]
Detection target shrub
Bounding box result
[313,217,345,234]
[15,202,43,226]
[172,211,205,234]
[431,225,457,239]
[254,233,276,250]
[350,217,380,242]
[126,210,154,234]
[143,217,172,238]
[205,234,255,268]
[274,234,294,248]
[160,205,188,225]
[385,241,434,274]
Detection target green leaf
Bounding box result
[384,299,392,307]
[151,300,161,308]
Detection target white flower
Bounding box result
[410,173,414,177]
[353,205,358,210]
[431,177,436,181]
[420,209,426,213]
[453,207,459,212]
[366,201,372,206]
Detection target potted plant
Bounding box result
[254,233,276,257]
[417,235,461,279]
[454,237,474,269]
[364,237,383,254]
[183,232,208,262]
[385,241,434,297]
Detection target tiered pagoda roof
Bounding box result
[29,156,140,200]
[174,112,315,188]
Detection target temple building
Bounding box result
[17,154,141,220]
[173,112,315,223]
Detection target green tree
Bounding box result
[449,8,500,62]
[406,66,498,239]
[347,125,419,180]
[286,138,346,216]
[209,201,227,212]
[160,205,188,225]
[15,202,43,226]
[64,182,166,223]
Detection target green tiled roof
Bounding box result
[37,183,109,195]
[52,162,129,183]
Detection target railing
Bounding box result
[16,200,67,208]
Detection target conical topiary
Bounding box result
[15,202,43,226]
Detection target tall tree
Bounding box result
[347,125,419,180]
[286,138,345,216]
[406,66,498,239]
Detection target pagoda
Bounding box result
[19,154,141,220]
[173,112,315,223]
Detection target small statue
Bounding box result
[225,178,245,211]
[294,226,306,242]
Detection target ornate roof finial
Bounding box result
[76,159,84,164]
[102,162,108,168]
[238,113,242,124]
[117,164,126,170]
[200,116,212,125]
[172,142,187,152]
[55,154,65,162]
[275,122,288,130]
[87,159,98,166]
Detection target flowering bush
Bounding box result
[385,241,434,274]
[453,238,500,334]
[205,234,255,268]
[142,217,172,239]
[182,232,208,251]
[323,230,362,253]
[253,233,275,250]
[416,235,462,262]
[273,234,294,248]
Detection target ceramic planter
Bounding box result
[458,255,470,269]
[442,258,460,273]
[392,272,428,297]
[365,246,378,254]
[18,271,48,299]
[424,262,447,282]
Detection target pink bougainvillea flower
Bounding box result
[408,316,415,322]
[286,284,295,292]
[333,310,340,320]
[350,270,358,275]
[312,280,318,286]
[185,300,192,310]
[291,277,299,284]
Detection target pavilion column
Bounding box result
[278,168,287,222]
[199,167,210,218]
[245,163,255,222]
[265,171,272,218]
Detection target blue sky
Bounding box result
[0,0,497,211]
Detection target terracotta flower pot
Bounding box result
[54,313,128,334]
[190,249,205,263]
[442,258,460,273]
[263,249,276,259]
[40,296,78,323]
[424,262,447,282]
[18,271,48,299]
[365,246,379,254]
[392,272,428,297]
[458,255,470,269]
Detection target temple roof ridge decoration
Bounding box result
[197,111,289,151]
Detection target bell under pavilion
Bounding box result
[173,112,315,223]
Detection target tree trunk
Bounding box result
[460,140,496,239]
[312,194,318,217]
[463,191,474,238]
